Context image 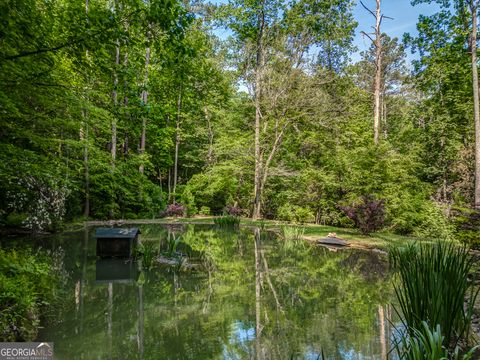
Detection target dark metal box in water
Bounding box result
[95,228,140,258]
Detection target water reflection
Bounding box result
[33,224,394,359]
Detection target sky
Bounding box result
[352,0,441,62]
[212,0,443,64]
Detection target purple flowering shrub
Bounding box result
[340,195,385,235]
[225,205,243,217]
[161,203,186,218]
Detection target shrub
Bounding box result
[0,248,65,341]
[214,215,240,228]
[277,204,315,224]
[199,206,211,216]
[180,188,197,217]
[161,203,186,218]
[224,205,243,217]
[452,208,480,248]
[413,203,456,241]
[389,242,478,350]
[340,195,385,235]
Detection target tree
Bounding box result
[360,0,392,145]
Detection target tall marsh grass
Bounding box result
[281,226,305,242]
[214,215,240,228]
[389,241,478,349]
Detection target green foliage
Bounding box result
[413,203,456,241]
[280,225,305,242]
[389,242,478,349]
[0,248,65,341]
[452,208,480,247]
[277,204,315,224]
[180,187,197,217]
[138,242,157,270]
[394,321,478,360]
[199,206,211,216]
[213,215,240,228]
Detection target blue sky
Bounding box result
[353,0,440,61]
[211,0,442,64]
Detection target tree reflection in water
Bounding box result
[38,224,395,360]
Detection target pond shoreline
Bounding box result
[83,217,411,252]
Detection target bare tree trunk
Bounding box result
[112,43,119,165]
[168,168,172,202]
[83,0,90,217]
[205,107,214,165]
[82,111,90,217]
[373,0,382,146]
[139,40,151,173]
[173,88,182,201]
[471,1,480,209]
[253,4,265,220]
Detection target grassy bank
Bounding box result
[85,216,417,250]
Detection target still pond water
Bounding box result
[12,224,396,359]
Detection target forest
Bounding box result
[1,0,480,244]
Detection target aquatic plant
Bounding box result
[138,242,157,269]
[164,234,183,258]
[214,215,240,228]
[389,241,478,349]
[393,322,478,360]
[281,225,305,242]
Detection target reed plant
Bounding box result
[139,242,156,269]
[214,215,240,228]
[281,225,305,242]
[389,241,478,349]
[394,321,478,360]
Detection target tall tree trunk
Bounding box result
[112,44,119,165]
[139,36,151,173]
[253,4,265,220]
[82,111,90,217]
[173,88,182,201]
[83,0,90,217]
[205,107,214,165]
[471,1,480,209]
[373,0,382,145]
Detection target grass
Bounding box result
[85,216,419,250]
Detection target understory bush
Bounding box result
[389,242,477,350]
[277,204,315,224]
[413,203,456,241]
[452,208,480,248]
[199,206,211,216]
[0,248,65,341]
[224,205,243,217]
[340,195,385,235]
[161,203,186,218]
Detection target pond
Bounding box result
[5,224,396,359]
